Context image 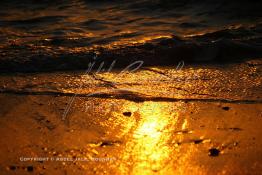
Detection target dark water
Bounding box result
[0,0,262,72]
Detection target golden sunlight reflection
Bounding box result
[120,102,179,175]
[97,34,173,49]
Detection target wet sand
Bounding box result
[0,60,261,175]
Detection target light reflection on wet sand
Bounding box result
[119,102,180,174]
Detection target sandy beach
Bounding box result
[0,59,262,174]
[0,0,262,174]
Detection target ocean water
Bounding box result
[0,0,261,72]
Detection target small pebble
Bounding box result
[27,166,34,172]
[123,112,132,117]
[100,141,114,147]
[9,165,16,170]
[222,106,230,111]
[194,139,203,144]
[209,148,220,157]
